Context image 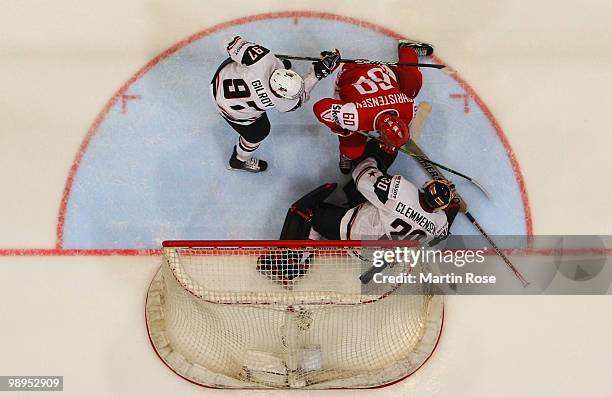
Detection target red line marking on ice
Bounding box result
[53,10,534,253]
[446,74,533,236]
[449,92,471,113]
[0,248,160,256]
[1,247,610,258]
[121,94,141,114]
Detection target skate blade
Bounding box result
[226,165,264,173]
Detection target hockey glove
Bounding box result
[281,58,292,69]
[313,49,341,80]
[359,139,397,174]
[444,197,462,228]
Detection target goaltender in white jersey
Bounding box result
[211,36,340,172]
[278,139,461,245]
[339,157,455,243]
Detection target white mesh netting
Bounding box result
[145,241,443,389]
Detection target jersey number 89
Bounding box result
[353,67,394,95]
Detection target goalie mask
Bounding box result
[422,178,455,211]
[269,69,305,100]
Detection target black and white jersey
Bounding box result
[211,36,319,125]
[340,158,449,243]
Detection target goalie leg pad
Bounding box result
[311,203,349,240]
[279,183,338,240]
[279,207,314,240]
[291,183,337,212]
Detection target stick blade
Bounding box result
[472,179,491,199]
[410,102,432,144]
[440,65,457,75]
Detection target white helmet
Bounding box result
[269,69,305,100]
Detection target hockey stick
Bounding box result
[406,104,528,286]
[359,261,388,284]
[405,102,489,198]
[346,246,391,285]
[354,129,490,199]
[276,54,454,73]
[464,211,530,287]
[406,137,530,287]
[401,145,490,198]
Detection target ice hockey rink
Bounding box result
[1,0,611,395]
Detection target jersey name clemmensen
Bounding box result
[394,202,437,234]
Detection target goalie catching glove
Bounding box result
[313,49,341,80]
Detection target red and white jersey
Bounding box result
[211,36,319,125]
[313,64,416,134]
[341,158,449,243]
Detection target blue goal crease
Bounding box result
[63,17,527,249]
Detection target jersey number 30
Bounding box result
[387,218,427,241]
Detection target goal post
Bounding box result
[145,240,443,389]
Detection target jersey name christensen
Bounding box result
[354,93,412,109]
[395,202,437,234]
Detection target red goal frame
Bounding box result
[150,239,442,389]
[162,239,421,248]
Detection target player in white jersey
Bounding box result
[330,157,459,243]
[211,36,340,172]
[260,131,460,284]
[278,136,461,245]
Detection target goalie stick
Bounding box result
[406,104,530,287]
[356,130,490,198]
[359,259,388,284]
[404,102,489,198]
[353,102,490,199]
[410,140,530,287]
[276,54,454,74]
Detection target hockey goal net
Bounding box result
[145,240,443,389]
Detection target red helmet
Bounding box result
[375,113,409,154]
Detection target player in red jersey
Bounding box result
[313,40,433,173]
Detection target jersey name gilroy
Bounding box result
[211,37,318,125]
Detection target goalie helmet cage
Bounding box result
[145,240,443,389]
